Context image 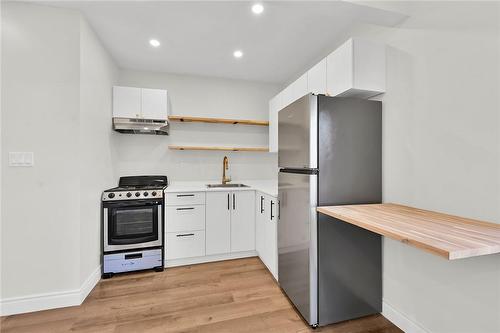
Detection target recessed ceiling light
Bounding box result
[233,50,243,58]
[252,3,264,15]
[149,39,160,48]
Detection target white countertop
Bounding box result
[164,180,278,197]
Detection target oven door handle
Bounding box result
[103,199,162,208]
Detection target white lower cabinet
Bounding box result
[206,192,231,255]
[166,231,205,260]
[231,191,256,253]
[255,192,278,280]
[206,191,255,256]
[166,205,205,232]
[165,191,206,261]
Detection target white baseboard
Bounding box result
[383,300,430,333]
[79,265,101,303]
[166,251,257,268]
[0,265,101,316]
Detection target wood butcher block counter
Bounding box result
[317,203,500,260]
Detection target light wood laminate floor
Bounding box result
[1,257,401,333]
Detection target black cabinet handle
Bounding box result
[270,201,275,220]
[227,193,230,210]
[177,194,194,197]
[176,233,194,237]
[260,196,264,213]
[233,193,235,210]
[176,207,195,211]
[278,201,280,220]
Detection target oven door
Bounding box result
[103,199,163,252]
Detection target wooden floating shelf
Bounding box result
[168,115,269,126]
[169,145,268,152]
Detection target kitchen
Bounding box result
[1,1,500,333]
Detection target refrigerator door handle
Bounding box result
[279,168,319,175]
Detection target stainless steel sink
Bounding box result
[206,183,249,188]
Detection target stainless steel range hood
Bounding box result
[112,117,169,135]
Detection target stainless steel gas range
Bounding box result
[101,175,167,278]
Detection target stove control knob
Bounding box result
[108,193,115,199]
[135,192,140,197]
[151,191,157,196]
[143,192,149,197]
[126,192,132,198]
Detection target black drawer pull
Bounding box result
[270,201,275,220]
[125,253,142,260]
[176,194,195,197]
[176,233,195,237]
[176,207,195,211]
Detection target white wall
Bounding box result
[1,2,118,314]
[79,18,118,286]
[1,2,82,299]
[116,69,280,181]
[340,2,500,332]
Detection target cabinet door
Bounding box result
[255,192,266,256]
[230,191,255,253]
[326,38,354,97]
[269,94,280,153]
[266,197,279,280]
[113,86,141,118]
[308,58,327,95]
[292,73,308,101]
[266,195,278,279]
[141,88,168,120]
[281,85,294,110]
[206,192,231,255]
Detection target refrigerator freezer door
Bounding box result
[278,169,318,326]
[278,94,318,169]
[317,96,382,206]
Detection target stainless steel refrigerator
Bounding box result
[278,94,383,327]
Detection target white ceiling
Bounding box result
[42,1,406,84]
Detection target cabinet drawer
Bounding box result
[166,231,205,260]
[166,205,205,232]
[165,192,206,206]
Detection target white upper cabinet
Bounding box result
[141,88,168,120]
[113,86,168,119]
[326,38,385,98]
[268,38,385,153]
[307,58,327,95]
[283,73,308,107]
[269,94,281,153]
[113,86,141,118]
[292,73,308,101]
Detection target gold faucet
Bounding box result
[222,156,231,184]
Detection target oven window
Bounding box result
[109,206,159,245]
[115,208,153,236]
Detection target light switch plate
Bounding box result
[9,152,34,167]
